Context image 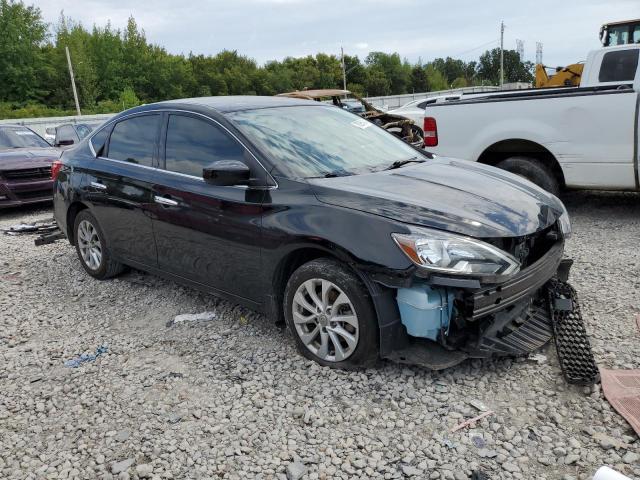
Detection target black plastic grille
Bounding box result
[548,280,600,385]
[2,167,51,180]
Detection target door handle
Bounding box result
[90,181,107,190]
[154,195,179,207]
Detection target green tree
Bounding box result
[477,48,534,84]
[0,0,49,102]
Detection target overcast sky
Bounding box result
[38,0,640,67]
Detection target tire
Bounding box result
[73,210,125,280]
[496,156,560,196]
[283,258,379,369]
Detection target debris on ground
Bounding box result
[468,399,489,412]
[64,345,108,368]
[450,411,495,433]
[600,368,640,437]
[528,353,548,364]
[469,431,486,448]
[2,219,57,236]
[636,314,640,333]
[171,311,216,324]
[593,465,632,480]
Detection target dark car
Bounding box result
[52,96,577,370]
[52,123,94,148]
[0,125,60,209]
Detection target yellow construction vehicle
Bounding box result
[535,63,584,88]
[535,19,639,88]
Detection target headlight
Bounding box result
[392,227,520,277]
[557,203,572,239]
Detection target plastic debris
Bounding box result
[450,411,495,433]
[2,219,57,236]
[528,353,548,364]
[593,466,632,480]
[468,399,489,412]
[64,345,108,368]
[600,368,640,436]
[172,311,216,324]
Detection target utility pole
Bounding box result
[65,46,81,116]
[341,46,347,92]
[500,21,505,88]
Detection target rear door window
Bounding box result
[107,115,160,167]
[164,114,246,178]
[598,49,639,83]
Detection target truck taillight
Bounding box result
[51,160,63,181]
[423,117,438,147]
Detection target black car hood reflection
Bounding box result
[308,156,563,238]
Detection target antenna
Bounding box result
[536,42,543,65]
[516,39,524,60]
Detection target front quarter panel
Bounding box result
[260,177,414,288]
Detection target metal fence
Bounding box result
[0,84,529,134]
[0,114,114,137]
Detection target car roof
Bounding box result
[0,124,32,129]
[157,95,322,113]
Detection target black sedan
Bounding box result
[52,96,575,370]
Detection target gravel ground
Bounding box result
[1,191,639,480]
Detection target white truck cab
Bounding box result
[423,44,640,195]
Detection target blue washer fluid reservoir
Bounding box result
[396,284,454,340]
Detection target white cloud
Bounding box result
[35,0,640,66]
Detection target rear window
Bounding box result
[0,127,50,149]
[599,49,639,83]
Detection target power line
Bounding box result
[452,38,500,58]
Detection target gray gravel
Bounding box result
[1,191,640,480]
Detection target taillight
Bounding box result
[423,117,438,147]
[51,160,63,181]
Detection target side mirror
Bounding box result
[203,160,250,186]
[56,139,75,147]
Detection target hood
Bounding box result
[308,156,564,238]
[0,147,60,171]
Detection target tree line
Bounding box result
[0,0,535,119]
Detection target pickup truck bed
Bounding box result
[424,44,640,194]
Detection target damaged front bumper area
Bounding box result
[379,240,599,384]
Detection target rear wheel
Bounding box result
[283,258,378,369]
[74,210,125,280]
[497,156,560,196]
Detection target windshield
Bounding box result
[0,127,50,149]
[228,105,423,178]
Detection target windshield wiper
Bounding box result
[385,157,425,170]
[307,171,353,179]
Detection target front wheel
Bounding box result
[283,258,379,369]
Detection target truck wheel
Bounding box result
[74,210,125,280]
[283,258,379,369]
[497,156,560,196]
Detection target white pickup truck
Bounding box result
[422,44,640,195]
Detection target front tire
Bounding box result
[283,258,378,369]
[74,210,125,280]
[497,156,560,196]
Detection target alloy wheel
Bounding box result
[292,278,359,362]
[77,219,102,271]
